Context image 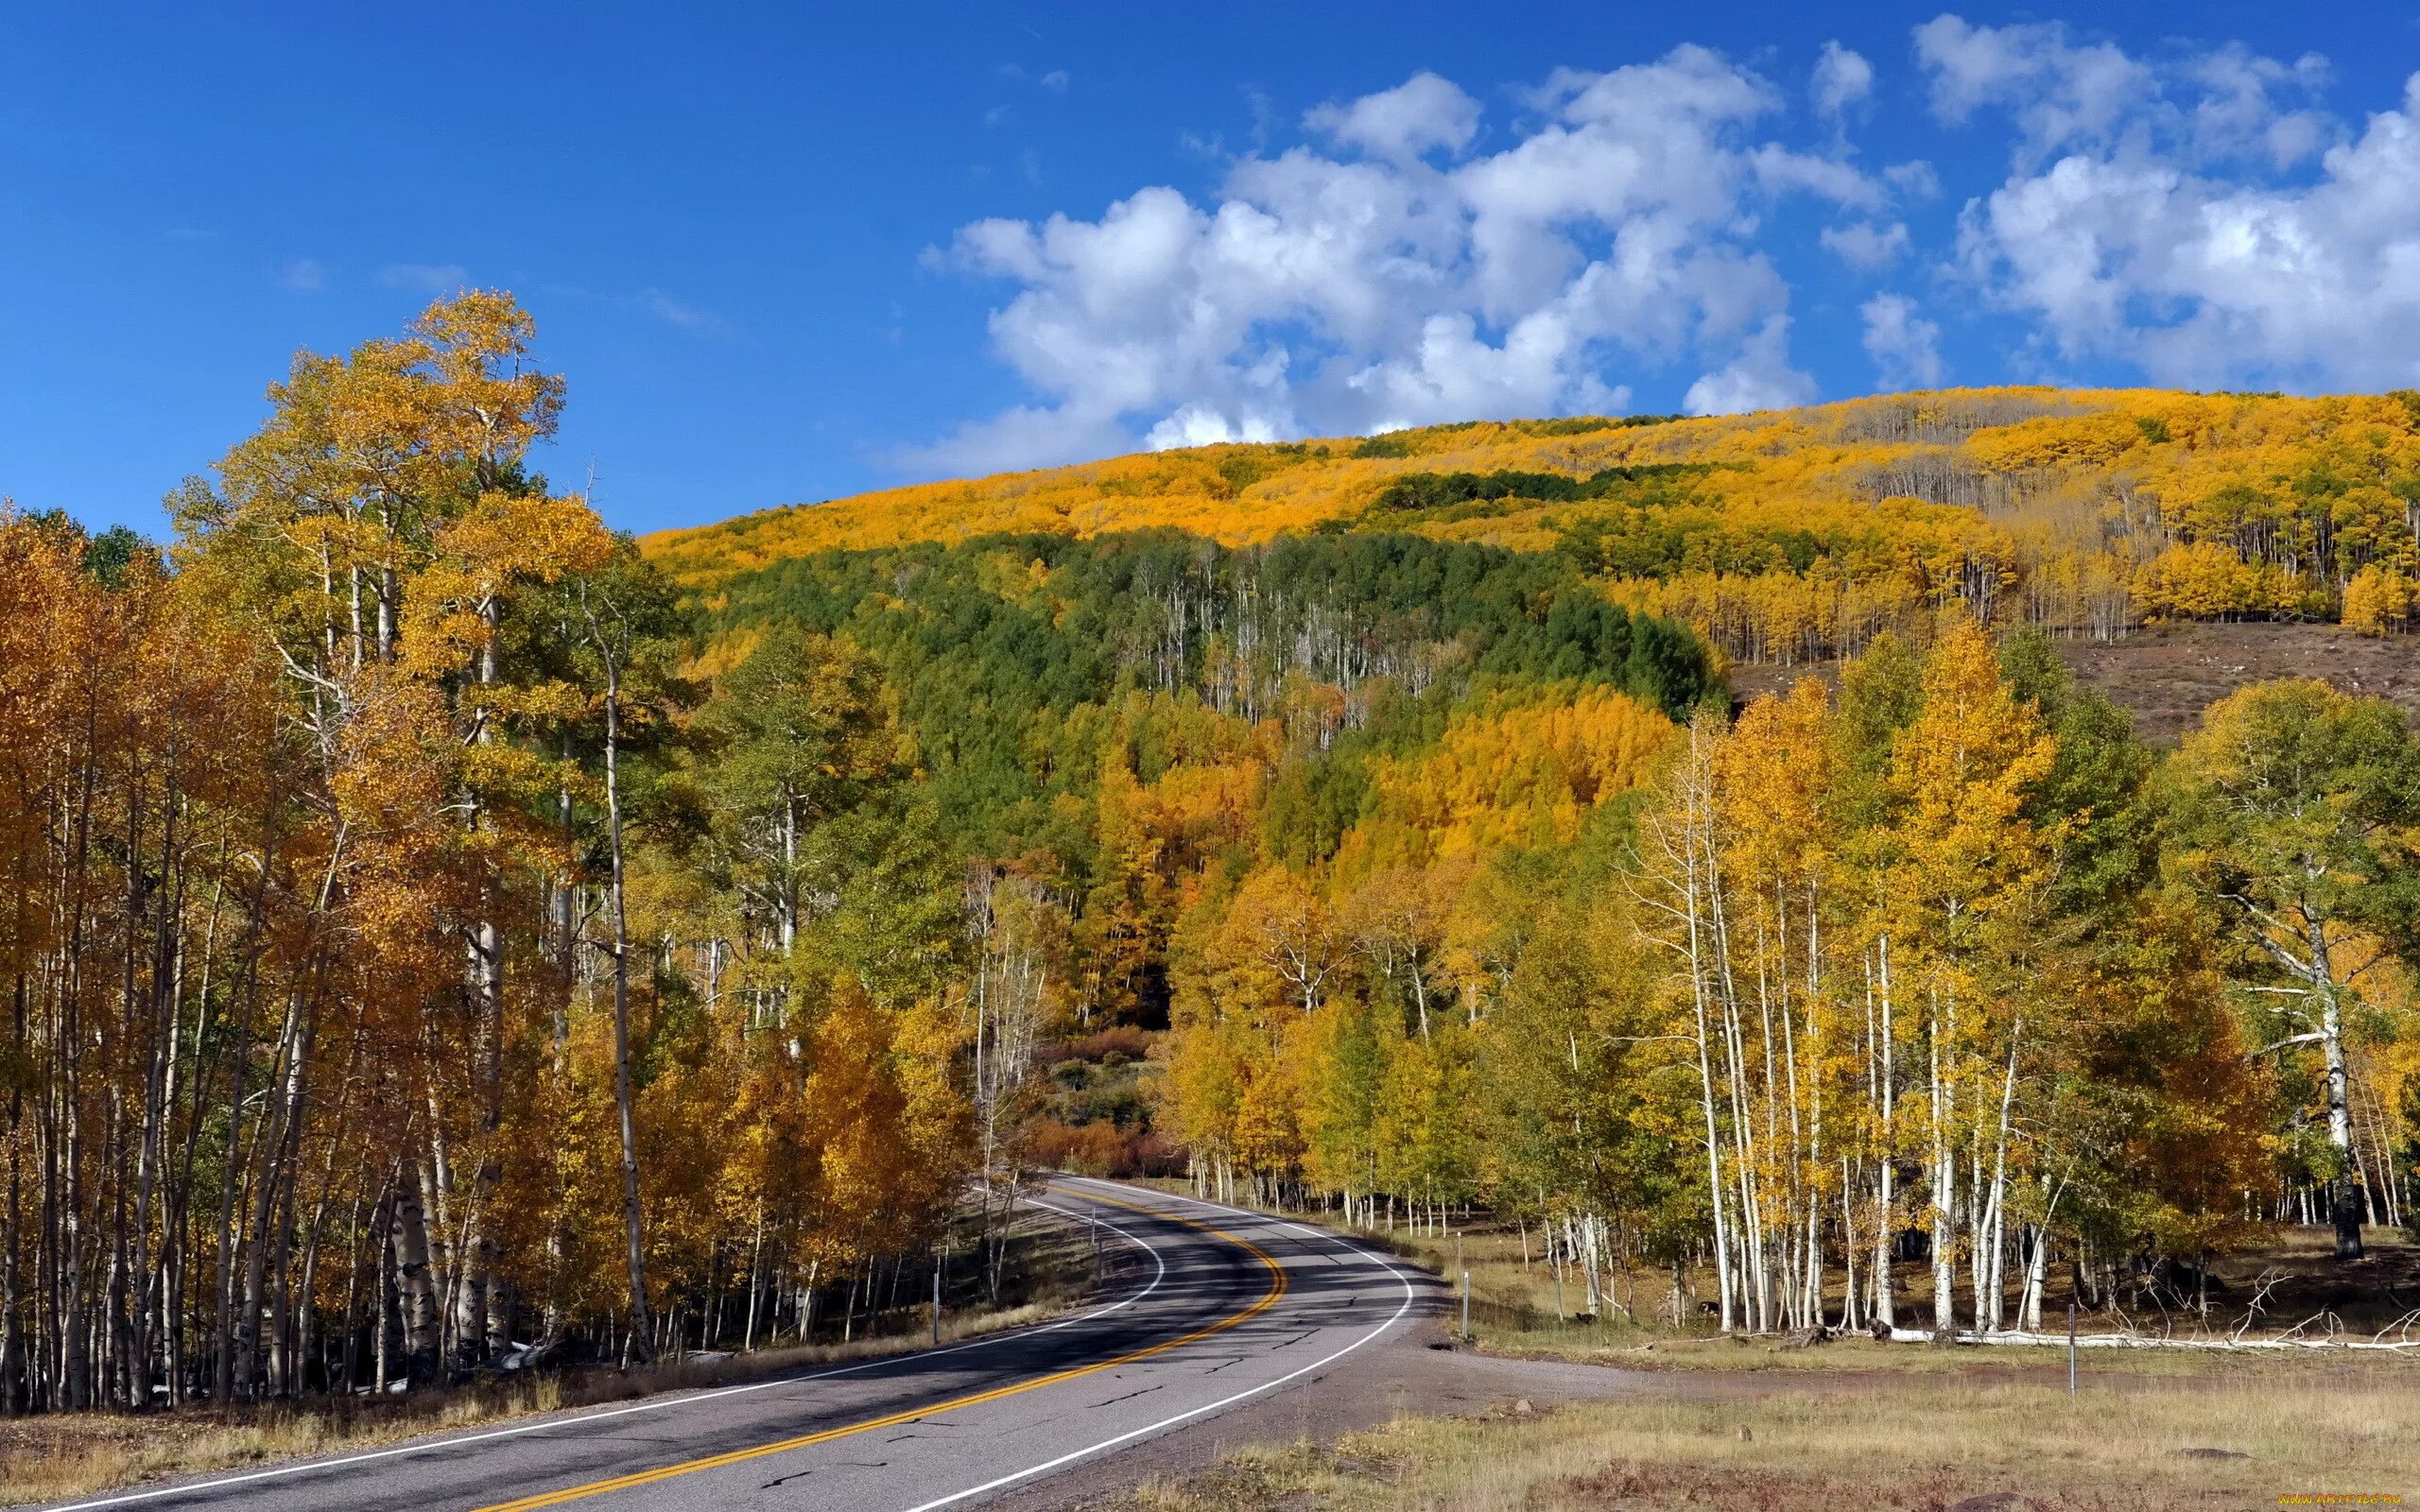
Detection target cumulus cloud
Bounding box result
[1146,400,1279,450]
[1918,16,2332,169]
[1938,20,2418,390]
[1305,71,1479,161]
[1884,160,1943,199]
[1861,293,1945,387]
[2184,45,2332,168]
[1811,42,1874,119]
[914,404,1131,478]
[1914,15,2152,157]
[1684,316,1816,415]
[911,47,1872,475]
[1822,220,1910,268]
[1960,110,2420,390]
[902,19,2420,475]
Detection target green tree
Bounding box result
[573,549,693,1363]
[696,627,909,975]
[2170,680,2420,1260]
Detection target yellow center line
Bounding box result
[472,1187,1287,1511]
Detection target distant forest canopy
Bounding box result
[695,530,1714,867]
[647,387,2420,661]
[9,293,2420,1423]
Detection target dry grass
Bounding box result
[1122,1378,2420,1511]
[1475,1329,2420,1385]
[1347,1212,2420,1380]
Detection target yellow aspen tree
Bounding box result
[1886,618,2058,1333]
[1711,678,1841,1332]
[2173,680,2420,1260]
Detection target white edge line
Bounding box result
[46,1195,1165,1512]
[892,1177,1420,1512]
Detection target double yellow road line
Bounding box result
[475,1188,1287,1511]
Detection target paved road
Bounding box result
[50,1178,1420,1512]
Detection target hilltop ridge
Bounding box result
[646,387,2420,663]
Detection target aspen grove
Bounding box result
[0,297,974,1413]
[7,296,2420,1419]
[1147,621,2408,1334]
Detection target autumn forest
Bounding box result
[6,293,2420,1417]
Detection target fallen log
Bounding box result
[1880,1327,2418,1351]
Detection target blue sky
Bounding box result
[6,3,2419,538]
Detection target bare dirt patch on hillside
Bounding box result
[2060,622,2420,743]
[1728,622,2420,744]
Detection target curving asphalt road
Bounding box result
[46,1177,1421,1512]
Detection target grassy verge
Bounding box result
[1120,1378,2420,1511]
[0,1199,1115,1508]
[1227,1198,2420,1380]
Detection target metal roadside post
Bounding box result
[2068,1299,2078,1396]
[933,1257,943,1347]
[1455,1231,1469,1342]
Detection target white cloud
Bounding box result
[1684,315,1816,415]
[1916,16,2332,169]
[2179,44,2333,168]
[1146,401,1279,450]
[1822,219,1910,268]
[1941,21,2420,391]
[642,291,724,333]
[1884,160,1943,199]
[1913,15,2152,157]
[1041,69,1070,93]
[911,404,1132,480]
[379,262,468,292]
[1812,42,1874,119]
[1305,71,1481,161]
[277,258,325,293]
[913,50,1866,473]
[1960,103,2420,390]
[909,19,2420,473]
[1751,143,1883,208]
[1861,293,1945,387]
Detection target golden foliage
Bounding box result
[648,387,2420,653]
[1347,688,1675,865]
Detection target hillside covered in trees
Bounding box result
[650,382,2420,1333]
[650,387,2420,660]
[7,297,2420,1425]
